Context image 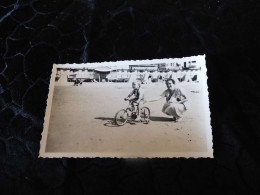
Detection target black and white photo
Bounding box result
[40,55,213,158]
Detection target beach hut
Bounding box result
[94,66,113,82]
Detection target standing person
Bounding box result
[144,79,189,122]
[171,70,179,84]
[159,74,163,83]
[148,74,152,83]
[124,81,144,121]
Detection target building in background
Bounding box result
[55,61,201,84]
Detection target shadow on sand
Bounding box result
[95,116,172,124]
[95,117,115,121]
[149,116,173,122]
[94,117,118,127]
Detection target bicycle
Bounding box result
[114,99,150,126]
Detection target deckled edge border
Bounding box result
[39,55,214,158]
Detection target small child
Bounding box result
[124,81,144,121]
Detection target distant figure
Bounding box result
[195,69,200,82]
[176,70,182,82]
[170,71,179,84]
[148,74,152,83]
[74,79,80,86]
[159,75,163,83]
[124,81,144,121]
[185,70,191,82]
[144,79,189,122]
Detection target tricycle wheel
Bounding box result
[140,107,150,121]
[114,109,128,126]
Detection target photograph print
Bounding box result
[40,55,213,158]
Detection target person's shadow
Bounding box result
[95,117,114,121]
[149,116,173,121]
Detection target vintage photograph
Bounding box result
[40,55,213,158]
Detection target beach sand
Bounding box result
[45,82,211,157]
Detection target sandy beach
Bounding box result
[44,81,211,157]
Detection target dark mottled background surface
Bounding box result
[0,0,260,194]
